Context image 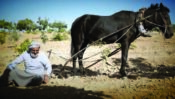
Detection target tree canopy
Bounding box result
[0,19,13,30]
[50,21,67,32]
[16,18,36,31]
[37,17,49,30]
[0,18,68,32]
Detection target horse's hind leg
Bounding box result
[72,57,77,74]
[72,44,79,74]
[72,42,87,74]
[78,41,88,74]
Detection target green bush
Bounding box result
[130,42,137,49]
[173,24,175,32]
[47,29,54,33]
[0,32,7,44]
[15,39,31,55]
[32,29,40,34]
[40,32,48,43]
[8,31,20,41]
[91,40,106,47]
[101,48,111,62]
[52,32,69,41]
[152,27,160,32]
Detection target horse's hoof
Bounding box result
[120,70,127,77]
[79,68,86,75]
[80,70,86,75]
[72,69,77,74]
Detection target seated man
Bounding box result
[138,8,151,37]
[0,41,52,87]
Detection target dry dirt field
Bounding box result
[0,32,175,99]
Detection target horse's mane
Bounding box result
[147,3,170,13]
[111,10,134,16]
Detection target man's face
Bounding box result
[30,47,40,58]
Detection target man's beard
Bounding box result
[30,53,38,58]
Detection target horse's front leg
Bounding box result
[120,42,130,77]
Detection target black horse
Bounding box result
[70,3,174,77]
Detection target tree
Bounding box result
[50,21,67,32]
[16,18,36,31]
[0,19,13,30]
[0,32,7,44]
[37,17,49,31]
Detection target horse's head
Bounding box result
[144,3,174,39]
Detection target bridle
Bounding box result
[143,8,172,35]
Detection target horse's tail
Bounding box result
[70,15,88,57]
[71,39,75,57]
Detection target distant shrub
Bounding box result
[31,29,41,34]
[26,30,31,34]
[15,39,31,55]
[91,40,106,47]
[52,32,69,41]
[101,48,111,62]
[40,32,48,43]
[0,32,7,44]
[152,27,160,32]
[130,42,137,49]
[47,29,54,33]
[9,31,20,41]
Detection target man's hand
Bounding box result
[43,74,49,84]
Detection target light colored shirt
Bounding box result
[8,51,52,76]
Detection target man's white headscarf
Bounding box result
[28,41,40,58]
[28,41,40,49]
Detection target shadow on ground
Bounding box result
[109,57,175,79]
[0,85,111,99]
[51,64,99,78]
[52,57,175,80]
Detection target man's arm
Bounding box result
[0,52,25,86]
[7,52,25,70]
[43,62,52,84]
[41,52,52,75]
[41,52,52,84]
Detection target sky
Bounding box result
[0,0,175,30]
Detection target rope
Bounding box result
[48,43,121,62]
[48,50,102,62]
[47,50,69,60]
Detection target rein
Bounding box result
[144,8,171,35]
[159,11,168,35]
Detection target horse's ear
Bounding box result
[150,3,158,9]
[159,3,170,12]
[160,3,164,8]
[155,4,159,8]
